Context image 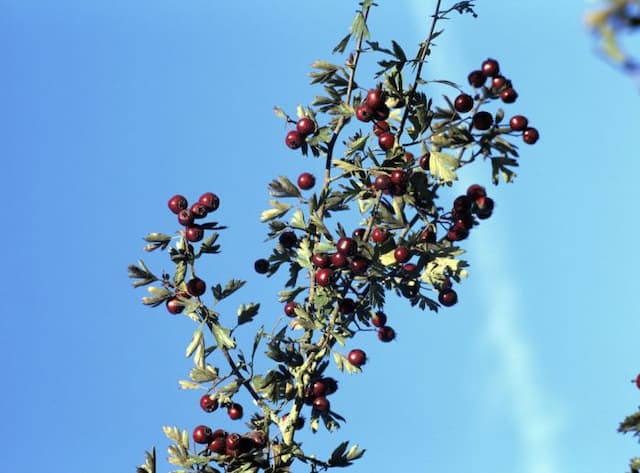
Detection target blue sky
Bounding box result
[2,1,639,472]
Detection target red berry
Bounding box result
[336,237,356,256]
[635,374,640,389]
[165,297,184,314]
[338,298,356,314]
[315,268,333,287]
[254,258,269,274]
[509,115,528,131]
[472,111,493,131]
[178,209,194,227]
[193,425,213,444]
[491,75,507,90]
[185,225,204,242]
[198,192,220,212]
[454,93,474,113]
[186,277,207,297]
[378,132,395,151]
[312,379,328,397]
[374,174,391,191]
[373,104,390,121]
[390,169,406,186]
[352,228,366,240]
[468,70,486,88]
[200,394,218,413]
[208,435,227,454]
[371,311,387,328]
[296,117,316,136]
[453,195,472,213]
[419,153,430,170]
[347,349,366,367]
[312,253,330,268]
[373,121,390,136]
[377,326,396,342]
[419,226,436,243]
[366,88,386,110]
[330,253,347,268]
[226,432,241,450]
[297,172,316,190]
[403,263,418,273]
[467,184,487,200]
[438,288,458,307]
[312,396,330,413]
[168,194,188,214]
[190,202,208,219]
[285,130,304,149]
[446,224,469,242]
[356,103,374,122]
[284,301,298,317]
[350,257,369,275]
[523,127,539,144]
[500,87,518,104]
[481,58,500,77]
[404,152,415,165]
[394,246,411,263]
[279,231,297,249]
[227,403,243,420]
[250,431,267,449]
[371,227,387,244]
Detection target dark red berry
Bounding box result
[374,174,391,191]
[350,257,369,275]
[193,425,213,444]
[186,277,207,297]
[352,228,366,240]
[312,396,330,413]
[198,192,220,212]
[491,75,507,90]
[419,153,430,170]
[209,435,227,454]
[403,263,418,274]
[190,202,208,219]
[371,227,387,244]
[185,225,204,242]
[336,237,356,256]
[296,117,316,136]
[347,349,366,367]
[177,209,194,227]
[467,70,486,88]
[635,374,640,389]
[523,127,539,144]
[168,194,188,214]
[338,298,356,314]
[500,87,518,104]
[466,184,487,200]
[454,93,474,113]
[371,311,387,328]
[404,152,415,165]
[250,431,267,449]
[285,130,304,149]
[315,268,333,287]
[438,288,458,307]
[330,252,348,268]
[472,111,493,131]
[373,121,390,136]
[227,403,243,420]
[377,326,396,342]
[378,132,395,151]
[226,432,241,450]
[297,172,316,190]
[481,58,500,77]
[356,103,374,122]
[509,115,528,131]
[279,231,297,249]
[312,379,328,397]
[312,253,330,268]
[284,301,298,317]
[200,394,218,413]
[453,195,472,213]
[366,88,386,110]
[419,226,436,243]
[373,104,390,121]
[390,169,407,186]
[254,258,269,274]
[166,297,184,314]
[446,224,469,242]
[394,246,411,263]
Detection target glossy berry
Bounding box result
[336,237,356,256]
[284,301,298,317]
[200,394,218,413]
[472,111,493,131]
[312,253,330,268]
[453,195,472,213]
[168,194,188,214]
[500,87,518,103]
[330,253,347,268]
[454,93,474,113]
[315,268,333,287]
[390,169,406,186]
[394,246,411,263]
[186,277,207,297]
[279,231,297,249]
[348,349,366,367]
[285,130,304,149]
[297,172,316,190]
[165,297,184,315]
[491,75,507,90]
[373,104,390,121]
[419,153,430,170]
[198,192,220,212]
[227,403,243,420]
[209,435,227,454]
[177,209,194,227]
[467,70,486,88]
[371,311,387,328]
[185,225,204,242]
[523,127,539,144]
[378,132,395,151]
[373,174,391,191]
[371,227,387,244]
[481,58,500,77]
[377,326,396,342]
[312,379,328,397]
[352,228,366,240]
[251,431,267,449]
[373,120,390,136]
[312,396,330,413]
[466,184,486,200]
[350,257,369,275]
[356,103,374,122]
[254,258,269,274]
[193,425,213,445]
[403,263,418,274]
[366,88,386,110]
[296,117,316,136]
[404,152,415,165]
[438,288,458,307]
[190,202,208,219]
[509,115,528,131]
[226,433,241,450]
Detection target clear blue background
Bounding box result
[2,1,639,472]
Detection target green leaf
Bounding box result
[333,33,351,53]
[260,200,293,222]
[212,278,246,303]
[237,303,260,326]
[332,351,362,374]
[290,209,306,231]
[189,365,218,383]
[212,324,236,349]
[128,260,158,288]
[177,380,201,390]
[391,40,407,62]
[173,261,186,287]
[185,325,204,358]
[273,106,288,120]
[429,151,459,184]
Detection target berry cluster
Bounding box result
[192,424,267,459]
[445,184,493,243]
[356,88,395,151]
[303,376,339,414]
[200,394,244,420]
[168,192,220,243]
[463,58,539,144]
[285,117,318,150]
